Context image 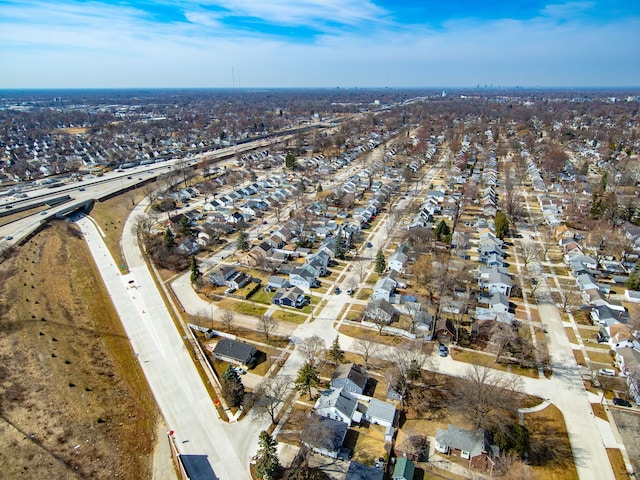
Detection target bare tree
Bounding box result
[490,322,518,364]
[298,335,325,365]
[354,338,382,368]
[560,282,580,313]
[353,257,367,283]
[220,309,235,333]
[252,375,292,423]
[387,340,431,403]
[385,208,402,238]
[141,182,158,203]
[453,365,522,432]
[258,314,278,344]
[519,242,540,269]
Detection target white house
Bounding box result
[314,387,359,425]
[373,277,397,302]
[388,251,408,274]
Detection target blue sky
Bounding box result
[0,0,638,88]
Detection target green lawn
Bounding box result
[271,309,307,324]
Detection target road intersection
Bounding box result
[75,150,628,480]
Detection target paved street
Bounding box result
[78,207,259,480]
[77,142,623,480]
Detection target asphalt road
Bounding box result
[78,143,622,479]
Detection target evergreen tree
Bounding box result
[494,211,510,240]
[221,365,245,407]
[295,362,319,400]
[334,227,346,259]
[435,219,450,241]
[179,215,192,236]
[164,228,175,251]
[329,335,344,363]
[374,249,386,274]
[189,254,202,285]
[316,184,323,193]
[626,263,640,290]
[285,152,297,170]
[236,229,249,251]
[253,431,281,480]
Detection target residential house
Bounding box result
[209,264,237,287]
[576,273,600,291]
[331,363,368,395]
[372,277,397,302]
[366,299,398,325]
[303,415,348,459]
[272,286,308,308]
[481,272,514,296]
[228,271,251,290]
[212,339,257,366]
[592,304,629,327]
[345,462,384,480]
[266,276,289,291]
[289,267,318,290]
[176,238,200,255]
[364,398,397,441]
[391,457,415,480]
[434,317,455,342]
[488,293,509,314]
[388,250,409,274]
[435,425,499,473]
[607,323,637,350]
[314,387,358,425]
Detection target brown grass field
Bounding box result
[0,222,160,479]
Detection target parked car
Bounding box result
[334,287,341,295]
[224,287,236,295]
[439,344,449,357]
[612,397,632,407]
[366,242,372,248]
[233,366,246,375]
[598,368,616,377]
[346,288,354,296]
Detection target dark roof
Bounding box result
[303,415,347,453]
[346,462,384,480]
[332,363,368,390]
[213,338,256,363]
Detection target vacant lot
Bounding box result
[0,222,159,479]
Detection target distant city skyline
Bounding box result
[1,0,639,89]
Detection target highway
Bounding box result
[0,136,286,247]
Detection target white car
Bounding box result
[598,368,616,377]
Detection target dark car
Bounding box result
[334,287,341,295]
[613,397,632,407]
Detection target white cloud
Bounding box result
[194,0,387,27]
[0,0,638,88]
[540,1,595,20]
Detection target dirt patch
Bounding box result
[525,404,578,480]
[611,409,640,474]
[591,402,608,421]
[0,222,159,479]
[564,327,578,344]
[606,448,631,480]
